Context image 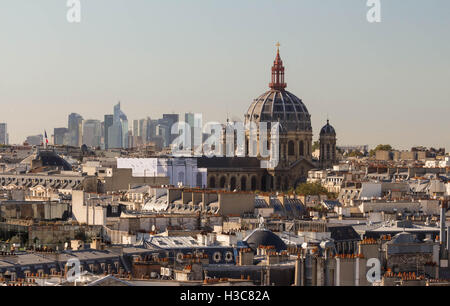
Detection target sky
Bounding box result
[0,0,449,150]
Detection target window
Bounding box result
[209,176,216,188]
[299,140,304,156]
[196,172,203,187]
[178,172,185,184]
[240,176,247,191]
[251,176,257,191]
[230,177,237,191]
[288,141,295,156]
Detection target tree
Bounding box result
[295,183,337,200]
[369,144,393,157]
[295,183,328,196]
[348,151,363,158]
[312,141,320,152]
[74,230,87,242]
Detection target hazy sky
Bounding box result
[0,0,449,150]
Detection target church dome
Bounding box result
[243,228,287,252]
[244,46,312,133]
[320,120,336,136]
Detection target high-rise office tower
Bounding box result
[26,134,43,146]
[184,113,202,153]
[0,123,8,145]
[104,114,114,149]
[162,114,179,145]
[132,120,139,138]
[156,124,169,147]
[68,113,83,147]
[82,119,102,148]
[147,119,158,142]
[54,127,68,145]
[108,102,128,149]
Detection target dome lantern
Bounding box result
[269,43,287,91]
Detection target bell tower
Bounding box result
[319,120,337,169]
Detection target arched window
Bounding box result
[288,141,295,156]
[219,176,226,189]
[240,176,247,191]
[261,176,267,192]
[251,176,257,191]
[327,144,331,160]
[230,177,237,191]
[209,176,216,188]
[299,140,304,156]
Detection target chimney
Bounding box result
[294,255,304,286]
[447,226,450,252]
[440,199,447,246]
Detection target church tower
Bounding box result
[319,120,337,169]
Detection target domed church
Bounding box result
[199,45,335,191]
[244,44,315,190]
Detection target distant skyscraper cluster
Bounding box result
[46,102,197,151]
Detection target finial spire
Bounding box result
[269,43,287,90]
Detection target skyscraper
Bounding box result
[104,114,113,149]
[26,134,43,146]
[185,113,203,153]
[160,114,179,147]
[139,118,150,144]
[108,102,128,149]
[132,120,139,138]
[0,123,8,145]
[68,113,83,147]
[82,120,102,148]
[147,119,158,143]
[54,127,68,145]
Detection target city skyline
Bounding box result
[0,0,450,291]
[0,0,449,150]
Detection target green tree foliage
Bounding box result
[74,230,87,242]
[295,183,337,200]
[369,144,393,157]
[348,151,364,158]
[295,183,328,196]
[312,141,320,151]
